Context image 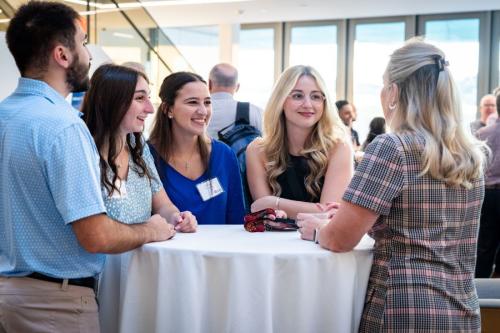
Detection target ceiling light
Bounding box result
[64,0,251,10]
[112,32,135,39]
[64,0,102,7]
[123,0,251,9]
[79,8,122,16]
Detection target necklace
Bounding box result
[172,148,196,172]
[115,145,129,170]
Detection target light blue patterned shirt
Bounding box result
[0,78,107,278]
[102,137,162,224]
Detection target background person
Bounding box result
[206,63,263,138]
[0,2,173,332]
[361,116,386,151]
[298,39,487,331]
[82,64,196,232]
[336,99,361,150]
[246,65,353,218]
[475,91,500,278]
[470,94,496,135]
[148,72,245,225]
[122,60,146,75]
[491,86,500,278]
[486,112,498,126]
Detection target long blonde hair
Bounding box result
[262,65,347,199]
[386,38,487,188]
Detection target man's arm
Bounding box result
[71,213,175,254]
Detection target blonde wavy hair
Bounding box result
[262,65,347,200]
[386,38,487,188]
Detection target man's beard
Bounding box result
[66,52,90,93]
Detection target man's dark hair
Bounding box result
[335,100,349,113]
[6,1,79,75]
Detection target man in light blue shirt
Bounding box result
[0,2,174,332]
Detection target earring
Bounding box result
[168,113,173,119]
[389,102,397,111]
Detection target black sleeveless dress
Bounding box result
[276,155,324,202]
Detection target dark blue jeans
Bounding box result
[475,188,500,278]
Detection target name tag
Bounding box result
[196,177,224,201]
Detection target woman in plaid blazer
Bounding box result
[298,38,488,332]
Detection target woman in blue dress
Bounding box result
[148,72,245,225]
[81,64,197,232]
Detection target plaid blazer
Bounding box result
[344,132,484,332]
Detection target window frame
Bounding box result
[417,11,491,107]
[491,10,500,91]
[346,15,416,103]
[240,22,283,83]
[283,19,346,98]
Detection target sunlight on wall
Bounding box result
[425,19,480,134]
[162,26,219,80]
[289,25,338,102]
[237,27,275,110]
[353,22,406,142]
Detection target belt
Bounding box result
[485,184,500,190]
[27,272,96,290]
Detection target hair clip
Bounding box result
[434,56,449,72]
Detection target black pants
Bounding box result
[475,188,500,278]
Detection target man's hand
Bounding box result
[146,214,176,242]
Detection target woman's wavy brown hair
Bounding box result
[82,64,153,196]
[148,72,210,176]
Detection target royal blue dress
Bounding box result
[149,140,245,225]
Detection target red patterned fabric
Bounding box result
[244,208,297,232]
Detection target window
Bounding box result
[162,26,219,79]
[493,11,500,91]
[421,17,481,129]
[238,26,277,110]
[288,23,339,100]
[350,20,407,142]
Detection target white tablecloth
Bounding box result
[99,225,374,333]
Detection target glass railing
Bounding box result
[0,0,15,30]
[1,0,193,106]
[65,0,193,105]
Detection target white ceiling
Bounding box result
[146,0,500,27]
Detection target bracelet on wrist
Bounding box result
[275,197,281,210]
[313,227,321,244]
